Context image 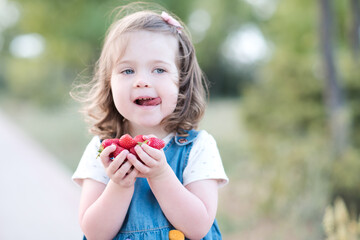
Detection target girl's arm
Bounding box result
[128,144,219,239]
[150,170,218,239]
[79,146,138,240]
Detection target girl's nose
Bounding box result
[134,75,151,88]
[135,81,149,88]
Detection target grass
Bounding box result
[201,99,248,176]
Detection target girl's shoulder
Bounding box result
[193,130,217,146]
[190,130,219,157]
[72,135,109,186]
[85,135,101,152]
[184,130,229,187]
[90,135,101,144]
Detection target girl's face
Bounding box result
[110,30,179,137]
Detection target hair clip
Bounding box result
[161,11,183,34]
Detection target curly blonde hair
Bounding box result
[72,3,208,140]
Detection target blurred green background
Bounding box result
[1,0,360,239]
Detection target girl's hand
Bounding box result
[127,143,171,181]
[100,145,139,188]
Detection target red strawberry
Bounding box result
[129,146,139,158]
[147,137,165,150]
[119,134,137,149]
[129,146,145,164]
[134,135,146,144]
[97,138,120,158]
[102,138,120,148]
[110,145,126,159]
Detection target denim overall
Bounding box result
[84,130,222,240]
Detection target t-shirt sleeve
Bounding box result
[72,136,110,186]
[183,130,229,187]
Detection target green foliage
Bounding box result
[0,0,115,106]
[330,147,360,206]
[4,57,71,106]
[241,0,360,233]
[244,52,325,138]
[341,58,360,147]
[241,2,328,211]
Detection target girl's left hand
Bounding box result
[127,143,171,180]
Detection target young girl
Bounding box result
[72,3,228,240]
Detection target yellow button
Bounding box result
[169,229,185,240]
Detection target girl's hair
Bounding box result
[72,3,208,139]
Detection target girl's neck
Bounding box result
[128,124,170,139]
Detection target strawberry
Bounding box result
[129,146,145,164]
[147,137,165,150]
[110,145,126,159]
[134,134,146,144]
[96,134,164,160]
[119,134,137,149]
[97,138,120,158]
[102,138,120,148]
[129,146,139,158]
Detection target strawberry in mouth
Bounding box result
[134,97,161,106]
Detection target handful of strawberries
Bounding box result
[98,134,165,159]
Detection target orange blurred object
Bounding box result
[169,229,185,240]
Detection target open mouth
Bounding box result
[134,97,162,106]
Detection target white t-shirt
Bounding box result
[72,130,229,187]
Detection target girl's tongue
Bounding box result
[136,97,161,106]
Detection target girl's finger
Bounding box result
[122,167,139,186]
[101,144,117,157]
[134,145,157,168]
[141,143,163,160]
[113,160,133,180]
[127,152,151,173]
[125,167,139,180]
[108,150,129,174]
[100,144,116,167]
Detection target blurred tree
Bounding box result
[349,0,360,59]
[241,0,360,236]
[189,0,254,96]
[0,0,114,106]
[319,0,347,157]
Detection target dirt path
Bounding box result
[0,109,83,239]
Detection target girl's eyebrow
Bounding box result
[117,59,174,67]
[151,60,173,66]
[116,59,134,65]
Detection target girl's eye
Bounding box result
[154,68,165,74]
[122,69,134,75]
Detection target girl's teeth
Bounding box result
[135,97,161,106]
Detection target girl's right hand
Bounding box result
[100,145,138,188]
